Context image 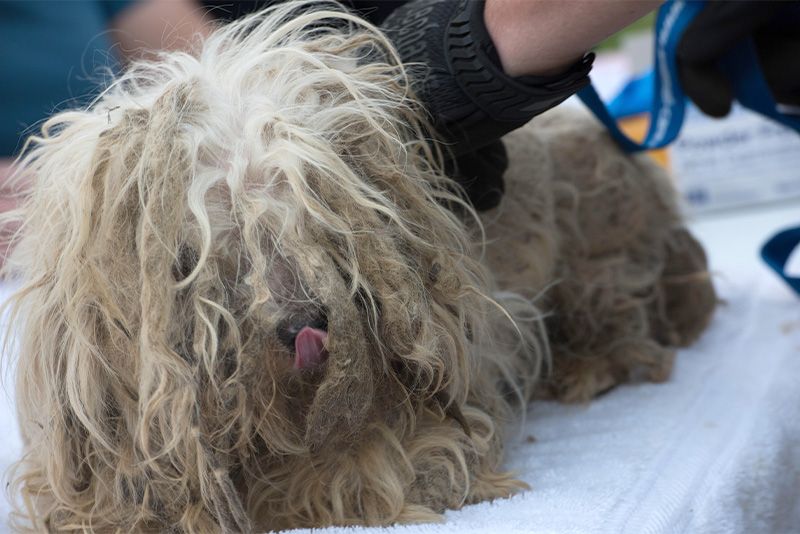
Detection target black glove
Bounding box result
[677,1,800,118]
[444,140,507,212]
[381,0,592,210]
[381,0,594,156]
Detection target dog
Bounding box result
[1,3,715,531]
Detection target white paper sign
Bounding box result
[670,105,800,213]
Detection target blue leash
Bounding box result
[577,0,800,295]
[577,0,707,152]
[762,228,800,295]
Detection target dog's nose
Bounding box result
[277,309,329,370]
[277,309,328,348]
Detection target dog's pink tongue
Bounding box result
[294,326,329,370]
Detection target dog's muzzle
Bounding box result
[277,310,329,370]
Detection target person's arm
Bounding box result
[382,0,663,156]
[485,0,663,77]
[108,0,215,61]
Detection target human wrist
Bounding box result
[484,0,663,78]
[484,0,580,77]
[381,0,593,155]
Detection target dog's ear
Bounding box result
[81,84,198,342]
[390,253,476,433]
[82,109,151,333]
[298,252,377,452]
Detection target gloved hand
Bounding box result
[381,0,593,210]
[677,1,800,118]
[381,0,593,156]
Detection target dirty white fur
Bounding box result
[2,3,550,531]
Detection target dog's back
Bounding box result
[484,108,716,402]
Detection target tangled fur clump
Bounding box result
[1,3,715,532]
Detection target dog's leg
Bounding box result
[404,405,528,513]
[650,228,717,347]
[541,228,716,403]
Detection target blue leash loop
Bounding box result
[577,0,707,152]
[577,0,800,295]
[761,228,800,295]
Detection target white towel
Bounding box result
[2,205,799,534]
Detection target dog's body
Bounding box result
[3,5,714,532]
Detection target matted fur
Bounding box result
[1,2,714,532]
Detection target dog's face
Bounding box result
[5,6,495,529]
